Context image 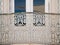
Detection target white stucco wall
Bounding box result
[26,0,33,12]
[0,14,52,44]
[2,0,9,13]
[0,0,14,13]
[0,0,60,44]
[9,0,14,13]
[45,0,59,13]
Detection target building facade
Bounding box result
[0,0,60,45]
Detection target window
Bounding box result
[33,0,45,13]
[15,0,26,12]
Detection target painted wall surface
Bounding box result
[0,0,14,13]
[0,0,9,13]
[0,13,60,44]
[0,0,60,44]
[0,14,51,44]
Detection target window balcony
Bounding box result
[33,13,45,26]
[14,13,26,26]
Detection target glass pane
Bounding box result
[15,0,26,13]
[33,0,45,13]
